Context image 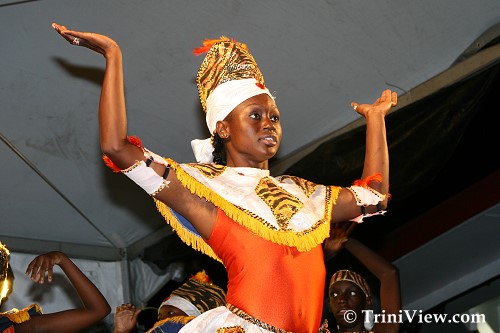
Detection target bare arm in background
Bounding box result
[14,251,111,333]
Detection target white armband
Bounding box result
[122,160,170,196]
[347,185,386,223]
[144,148,169,167]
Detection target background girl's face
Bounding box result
[329,280,368,329]
[158,304,188,320]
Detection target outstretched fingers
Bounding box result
[390,90,398,107]
[25,252,62,284]
[351,89,398,116]
[52,23,77,44]
[25,256,52,284]
[51,22,119,56]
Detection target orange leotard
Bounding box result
[206,209,326,333]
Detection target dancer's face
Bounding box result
[218,93,282,168]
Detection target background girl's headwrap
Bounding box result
[159,270,226,316]
[329,269,371,298]
[191,36,275,163]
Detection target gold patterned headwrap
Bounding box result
[0,241,10,303]
[159,270,226,316]
[329,269,371,298]
[191,36,275,163]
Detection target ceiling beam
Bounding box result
[1,235,124,261]
[270,42,500,176]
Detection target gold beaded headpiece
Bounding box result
[194,36,267,113]
[191,37,275,163]
[329,269,371,298]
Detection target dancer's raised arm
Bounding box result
[355,89,396,197]
[332,89,397,223]
[52,23,143,168]
[51,23,217,238]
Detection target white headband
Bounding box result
[191,78,274,163]
[159,295,201,317]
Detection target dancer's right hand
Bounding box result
[52,22,120,57]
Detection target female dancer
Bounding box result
[52,23,397,333]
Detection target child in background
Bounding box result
[114,270,225,333]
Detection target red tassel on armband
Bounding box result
[127,135,143,149]
[352,173,392,201]
[353,173,383,187]
[102,136,143,173]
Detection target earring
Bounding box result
[364,309,375,331]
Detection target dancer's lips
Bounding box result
[260,135,277,146]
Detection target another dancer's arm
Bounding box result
[324,231,401,333]
[343,239,401,333]
[15,251,111,333]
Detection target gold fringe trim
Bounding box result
[154,159,339,260]
[0,304,43,324]
[153,197,220,262]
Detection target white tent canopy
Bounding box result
[1,1,499,329]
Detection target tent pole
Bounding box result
[120,248,133,303]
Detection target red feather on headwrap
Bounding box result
[190,270,212,284]
[192,36,246,56]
